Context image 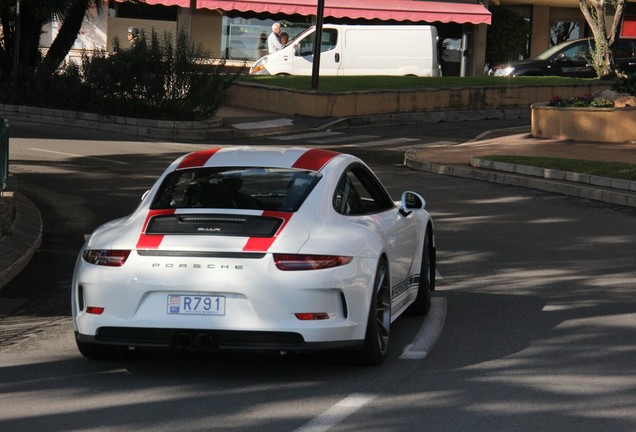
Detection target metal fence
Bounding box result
[1,119,8,192]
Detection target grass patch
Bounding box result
[238,76,602,92]
[481,155,636,181]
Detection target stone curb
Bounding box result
[404,152,636,208]
[319,108,531,130]
[0,104,227,141]
[471,158,636,192]
[0,177,43,290]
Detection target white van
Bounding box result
[249,24,440,77]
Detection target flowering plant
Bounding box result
[549,94,614,108]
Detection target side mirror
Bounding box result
[141,190,150,201]
[399,191,426,216]
[555,52,566,61]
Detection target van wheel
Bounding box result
[357,259,391,366]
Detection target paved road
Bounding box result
[1,118,636,431]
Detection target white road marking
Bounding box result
[342,137,419,147]
[273,131,343,141]
[389,140,459,151]
[309,134,378,144]
[400,296,447,360]
[295,272,446,430]
[29,148,128,165]
[294,393,378,432]
[231,118,294,130]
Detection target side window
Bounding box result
[298,33,314,56]
[561,43,590,62]
[297,29,338,56]
[333,165,394,216]
[614,41,634,59]
[321,29,338,52]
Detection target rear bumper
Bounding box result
[76,328,363,352]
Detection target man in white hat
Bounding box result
[268,22,283,54]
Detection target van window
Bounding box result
[297,29,338,56]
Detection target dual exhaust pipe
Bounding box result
[175,332,216,350]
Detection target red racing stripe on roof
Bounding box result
[292,148,339,171]
[242,211,293,252]
[177,148,222,169]
[136,209,176,249]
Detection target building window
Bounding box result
[550,21,581,45]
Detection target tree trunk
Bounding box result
[579,0,626,78]
[38,0,90,77]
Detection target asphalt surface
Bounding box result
[1,105,636,300]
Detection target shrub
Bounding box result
[486,6,531,67]
[2,29,241,121]
[612,73,636,95]
[549,94,614,107]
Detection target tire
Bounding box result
[407,228,435,316]
[357,259,392,366]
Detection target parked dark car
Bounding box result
[488,38,636,77]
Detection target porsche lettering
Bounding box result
[151,263,244,270]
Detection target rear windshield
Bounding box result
[151,167,321,212]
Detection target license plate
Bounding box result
[167,295,225,315]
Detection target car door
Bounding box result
[551,41,597,77]
[292,28,341,75]
[614,39,636,74]
[333,165,419,308]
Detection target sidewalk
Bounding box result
[1,107,636,295]
[404,131,636,208]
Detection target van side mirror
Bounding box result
[294,44,301,56]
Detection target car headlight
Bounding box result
[492,66,515,77]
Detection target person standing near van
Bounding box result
[268,22,283,53]
[280,32,289,46]
[127,27,141,48]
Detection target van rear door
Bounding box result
[291,28,341,75]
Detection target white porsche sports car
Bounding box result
[72,146,435,365]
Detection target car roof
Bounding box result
[174,146,352,172]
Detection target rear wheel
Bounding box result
[408,228,435,315]
[358,259,391,366]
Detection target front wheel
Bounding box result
[407,228,435,315]
[357,260,392,366]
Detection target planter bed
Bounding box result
[531,102,636,143]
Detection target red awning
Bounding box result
[142,0,193,7]
[195,0,491,25]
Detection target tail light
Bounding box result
[83,250,131,267]
[273,254,352,271]
[295,313,330,320]
[86,307,105,315]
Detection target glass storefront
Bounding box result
[221,17,309,60]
